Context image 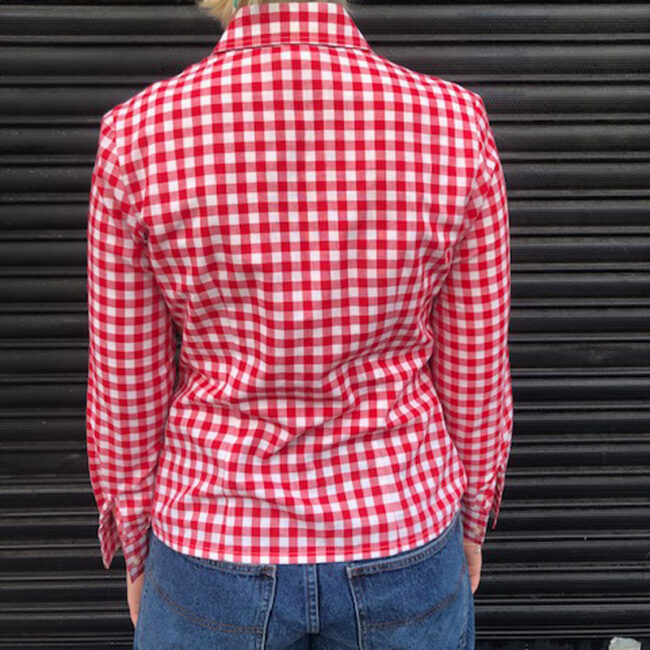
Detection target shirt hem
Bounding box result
[150,506,461,566]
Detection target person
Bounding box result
[85,0,513,647]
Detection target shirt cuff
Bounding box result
[97,499,149,583]
[460,504,490,546]
[489,464,507,531]
[461,464,508,545]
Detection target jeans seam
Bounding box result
[177,551,273,576]
[457,564,471,650]
[345,565,366,650]
[309,565,320,633]
[259,565,277,650]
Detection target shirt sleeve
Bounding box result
[430,93,514,546]
[85,109,177,582]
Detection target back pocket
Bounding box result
[138,529,277,650]
[345,511,469,650]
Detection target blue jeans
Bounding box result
[133,509,474,649]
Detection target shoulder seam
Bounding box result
[98,110,140,225]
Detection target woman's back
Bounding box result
[86,0,512,599]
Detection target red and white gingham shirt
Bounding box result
[86,0,513,584]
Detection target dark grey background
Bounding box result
[1,1,649,647]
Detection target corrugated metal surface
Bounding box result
[1,2,649,647]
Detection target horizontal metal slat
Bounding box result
[2,85,650,117]
[2,569,650,602]
[2,42,650,77]
[0,200,648,231]
[1,237,650,266]
[3,4,650,39]
[2,161,650,192]
[3,123,650,155]
[0,307,649,338]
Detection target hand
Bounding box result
[126,569,146,628]
[462,538,482,595]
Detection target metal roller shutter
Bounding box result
[1,2,649,647]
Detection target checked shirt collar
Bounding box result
[210,1,373,56]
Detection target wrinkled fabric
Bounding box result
[85,1,513,584]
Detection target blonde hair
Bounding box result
[195,0,352,31]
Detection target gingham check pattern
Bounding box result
[86,0,513,583]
